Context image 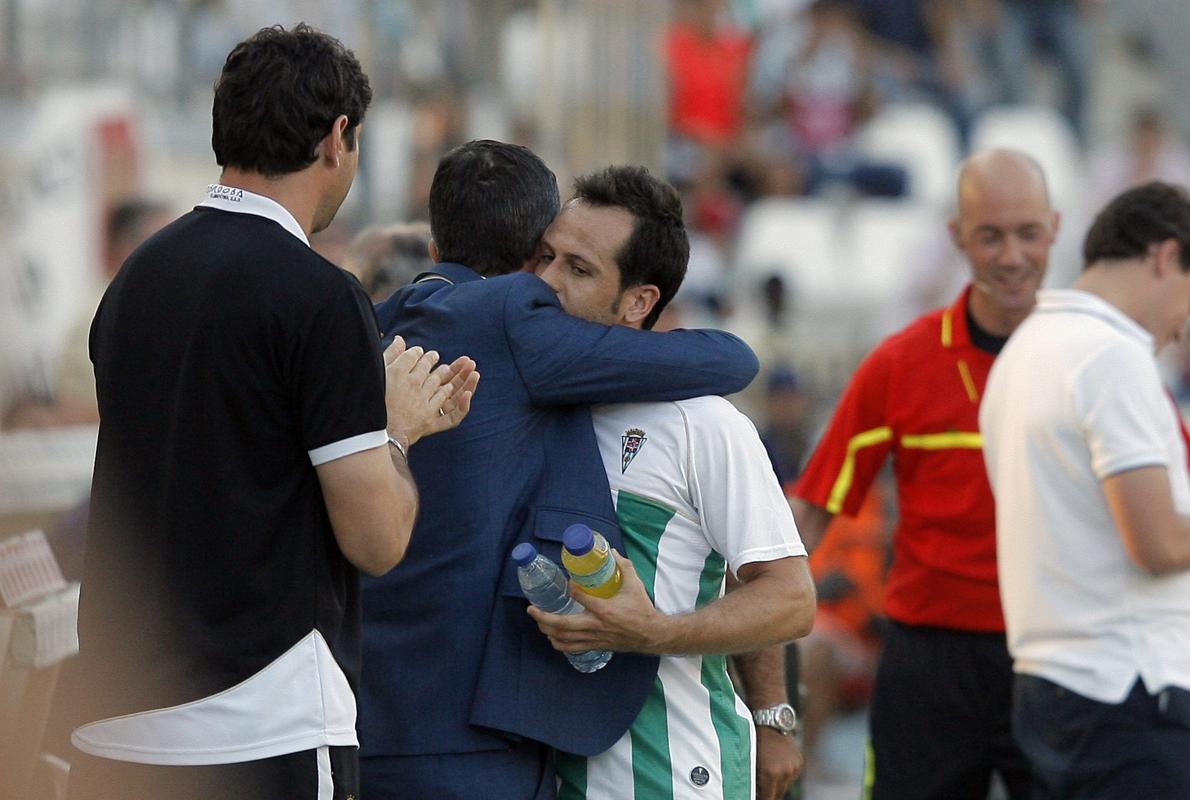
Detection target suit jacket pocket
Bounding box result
[498,506,619,598]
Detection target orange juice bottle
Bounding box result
[561,523,623,599]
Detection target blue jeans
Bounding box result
[1014,673,1190,799]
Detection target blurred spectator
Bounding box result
[759,365,814,488]
[342,221,434,302]
[853,0,974,148]
[667,0,752,152]
[782,1,874,157]
[750,0,909,198]
[2,198,173,429]
[1090,105,1190,208]
[722,274,799,421]
[666,0,786,224]
[984,0,1095,143]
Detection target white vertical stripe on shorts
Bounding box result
[317,746,333,800]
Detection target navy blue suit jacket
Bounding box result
[360,264,758,761]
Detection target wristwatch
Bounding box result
[752,703,797,736]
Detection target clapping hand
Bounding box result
[384,335,479,448]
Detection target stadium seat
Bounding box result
[970,104,1086,210]
[842,200,940,304]
[853,103,961,208]
[732,197,841,306]
[842,200,944,343]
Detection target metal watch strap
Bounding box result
[752,703,796,735]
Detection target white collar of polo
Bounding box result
[1036,288,1154,351]
[197,184,309,247]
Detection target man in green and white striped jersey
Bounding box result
[529,165,816,800]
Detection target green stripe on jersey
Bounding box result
[697,550,752,798]
[615,491,677,601]
[701,654,751,798]
[557,491,677,800]
[618,491,678,797]
[629,677,674,800]
[695,549,725,609]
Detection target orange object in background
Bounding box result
[808,484,888,647]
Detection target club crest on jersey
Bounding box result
[621,428,647,473]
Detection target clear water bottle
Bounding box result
[512,543,612,674]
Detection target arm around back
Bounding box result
[504,274,759,405]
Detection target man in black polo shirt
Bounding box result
[68,24,474,800]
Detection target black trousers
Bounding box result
[1014,674,1190,799]
[67,745,357,800]
[866,621,1031,800]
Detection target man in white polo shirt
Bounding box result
[981,181,1190,799]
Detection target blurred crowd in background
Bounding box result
[3,0,1190,794]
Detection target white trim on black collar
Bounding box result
[198,184,309,246]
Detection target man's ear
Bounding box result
[947,216,963,251]
[428,239,441,263]
[621,284,662,327]
[1152,238,1180,277]
[320,115,350,168]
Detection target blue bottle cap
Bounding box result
[563,524,595,556]
[511,542,538,566]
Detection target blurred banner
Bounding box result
[0,85,137,414]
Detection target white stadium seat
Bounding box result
[732,197,841,305]
[854,102,961,208]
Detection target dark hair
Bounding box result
[212,24,372,177]
[1083,181,1190,271]
[428,140,560,277]
[572,165,689,329]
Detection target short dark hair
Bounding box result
[1084,181,1190,271]
[572,165,689,329]
[212,24,372,177]
[428,140,560,277]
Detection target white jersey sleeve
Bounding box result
[681,397,807,576]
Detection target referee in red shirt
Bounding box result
[792,149,1060,800]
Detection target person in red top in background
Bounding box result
[666,0,751,149]
[792,148,1060,800]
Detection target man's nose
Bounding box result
[539,264,563,292]
[1001,234,1029,267]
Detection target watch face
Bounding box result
[776,705,797,730]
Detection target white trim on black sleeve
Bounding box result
[308,430,387,466]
